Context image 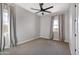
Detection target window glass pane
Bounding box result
[53,20,58,29]
[3,10,9,33]
[53,17,59,32]
[3,11,8,25]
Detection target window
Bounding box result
[3,9,9,33]
[53,17,59,32]
[3,10,9,25]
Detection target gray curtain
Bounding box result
[2,3,10,50]
[0,3,17,51]
[50,16,54,39]
[59,14,64,41]
[10,5,17,47]
[50,15,64,41]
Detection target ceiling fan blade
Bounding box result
[44,6,53,10]
[39,3,43,10]
[31,8,40,11]
[44,10,51,13]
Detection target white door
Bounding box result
[76,4,79,54]
[69,4,76,55]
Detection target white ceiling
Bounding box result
[15,3,70,16]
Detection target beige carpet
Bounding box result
[4,38,71,55]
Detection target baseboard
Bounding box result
[17,36,39,45]
[40,36,50,39]
[17,36,69,46]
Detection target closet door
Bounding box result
[76,4,79,55]
[69,3,76,55]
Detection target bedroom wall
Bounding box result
[15,5,40,44]
[40,15,51,39]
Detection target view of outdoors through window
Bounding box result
[3,10,9,34]
[53,19,59,32]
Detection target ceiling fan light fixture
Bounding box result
[42,12,44,15]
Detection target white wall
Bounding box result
[15,5,40,44]
[40,15,51,39]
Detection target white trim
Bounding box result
[17,36,39,45]
[40,36,50,39]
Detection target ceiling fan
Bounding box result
[31,3,53,15]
